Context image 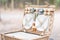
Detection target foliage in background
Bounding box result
[50,0,54,4]
[0,0,8,4]
[55,0,60,8]
[0,0,60,8]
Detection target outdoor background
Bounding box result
[0,0,60,40]
[0,0,59,9]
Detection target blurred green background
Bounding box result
[0,0,60,9]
